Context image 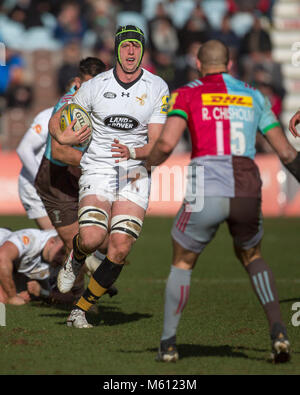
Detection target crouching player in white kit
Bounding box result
[0,227,64,305]
[17,107,54,230]
[49,25,169,328]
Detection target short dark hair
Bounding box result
[78,57,106,79]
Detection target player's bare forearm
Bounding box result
[135,123,165,160]
[264,126,297,164]
[51,138,82,166]
[0,257,16,298]
[134,142,157,160]
[48,107,64,142]
[146,116,186,168]
[146,138,173,168]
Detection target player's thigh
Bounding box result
[56,221,79,253]
[35,216,54,230]
[227,197,263,262]
[171,196,230,254]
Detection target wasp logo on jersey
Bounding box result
[104,115,139,130]
[202,93,253,107]
[136,94,147,105]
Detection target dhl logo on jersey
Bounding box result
[202,93,253,107]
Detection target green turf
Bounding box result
[0,215,300,375]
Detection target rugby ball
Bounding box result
[60,103,92,148]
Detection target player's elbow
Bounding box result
[279,145,297,165]
[157,139,174,156]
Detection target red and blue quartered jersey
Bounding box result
[168,73,280,197]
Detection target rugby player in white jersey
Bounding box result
[17,107,54,230]
[0,227,64,305]
[49,25,169,328]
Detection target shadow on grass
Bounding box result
[38,302,152,327]
[145,344,266,361]
[279,298,300,304]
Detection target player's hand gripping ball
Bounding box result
[60,103,92,148]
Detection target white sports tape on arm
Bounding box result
[128,146,136,160]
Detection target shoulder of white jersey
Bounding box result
[141,68,169,91]
[141,68,165,84]
[0,228,12,246]
[88,68,114,84]
[33,106,54,123]
[78,69,113,92]
[18,228,57,248]
[42,229,58,239]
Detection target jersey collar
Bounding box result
[113,67,144,90]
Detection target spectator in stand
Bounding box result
[7,0,52,30]
[0,46,25,95]
[53,0,88,46]
[239,13,272,59]
[238,15,285,104]
[227,0,272,19]
[177,1,211,55]
[252,65,283,119]
[209,13,240,77]
[0,45,33,108]
[93,39,114,70]
[227,0,256,38]
[148,3,179,56]
[57,39,82,95]
[86,0,118,48]
[141,48,157,75]
[152,51,177,92]
[174,41,202,88]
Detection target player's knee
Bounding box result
[78,205,109,252]
[79,228,107,253]
[108,233,133,263]
[235,243,262,267]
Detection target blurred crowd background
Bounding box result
[0,0,286,153]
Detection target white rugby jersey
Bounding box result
[72,68,169,173]
[17,107,53,184]
[0,228,57,279]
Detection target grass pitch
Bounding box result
[0,215,300,375]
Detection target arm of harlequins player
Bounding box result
[264,125,300,182]
[145,116,187,170]
[48,104,91,147]
[51,137,83,167]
